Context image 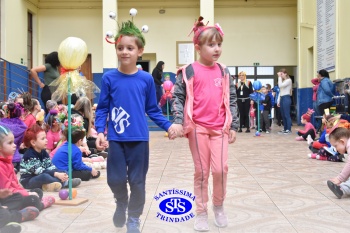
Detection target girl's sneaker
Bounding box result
[41,196,55,209]
[308,153,317,159]
[42,182,62,192]
[213,205,227,228]
[295,136,304,141]
[19,206,40,222]
[194,213,209,231]
[327,180,344,199]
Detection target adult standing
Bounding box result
[317,69,334,115]
[30,51,60,113]
[311,77,321,131]
[152,61,164,104]
[277,68,292,134]
[236,71,253,133]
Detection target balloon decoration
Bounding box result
[50,37,100,200]
[253,80,262,91]
[159,80,174,108]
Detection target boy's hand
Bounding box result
[55,172,68,182]
[228,130,236,144]
[0,189,12,199]
[91,168,99,177]
[96,133,108,151]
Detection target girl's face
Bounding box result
[0,133,16,157]
[31,131,48,151]
[238,75,245,82]
[196,37,222,66]
[301,117,306,124]
[330,137,347,154]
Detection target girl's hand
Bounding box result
[0,189,12,199]
[228,130,236,144]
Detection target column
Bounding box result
[200,0,214,24]
[102,0,117,69]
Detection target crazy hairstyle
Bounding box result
[115,20,145,48]
[23,124,45,148]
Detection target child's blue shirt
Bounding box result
[52,142,92,172]
[95,69,171,141]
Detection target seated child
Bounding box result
[20,125,81,191]
[295,109,316,141]
[327,128,350,198]
[46,110,62,154]
[308,114,334,153]
[0,125,54,215]
[52,117,100,181]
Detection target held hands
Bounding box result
[168,124,184,140]
[228,130,236,144]
[96,133,108,151]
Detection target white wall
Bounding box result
[2,2,297,74]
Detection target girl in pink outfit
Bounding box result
[327,128,350,199]
[171,17,239,231]
[249,100,256,129]
[46,110,61,153]
[295,109,316,141]
[311,78,321,131]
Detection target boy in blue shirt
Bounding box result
[95,20,175,233]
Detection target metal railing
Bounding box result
[0,57,40,102]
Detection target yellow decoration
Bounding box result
[50,37,100,102]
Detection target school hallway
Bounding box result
[21,125,350,233]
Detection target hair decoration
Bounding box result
[105,8,149,46]
[63,117,85,132]
[0,125,9,135]
[188,16,224,44]
[302,108,315,122]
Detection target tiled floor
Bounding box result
[21,125,350,233]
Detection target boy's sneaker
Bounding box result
[327,180,344,199]
[126,217,141,233]
[113,202,128,228]
[41,196,55,209]
[284,130,292,134]
[42,182,62,192]
[194,213,209,232]
[72,178,81,188]
[19,206,40,222]
[213,205,227,228]
[1,222,22,233]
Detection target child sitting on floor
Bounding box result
[0,125,55,215]
[52,116,100,181]
[295,109,316,141]
[20,124,81,191]
[46,110,62,154]
[327,127,350,198]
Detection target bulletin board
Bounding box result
[176,41,196,67]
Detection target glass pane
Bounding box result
[238,67,254,75]
[257,67,274,75]
[227,67,235,75]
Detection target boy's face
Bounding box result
[261,87,267,94]
[330,137,347,154]
[116,36,144,68]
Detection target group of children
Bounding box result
[293,106,350,200]
[0,90,107,232]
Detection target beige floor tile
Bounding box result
[20,126,350,232]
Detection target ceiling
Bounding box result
[26,0,296,9]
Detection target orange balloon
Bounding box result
[72,188,77,199]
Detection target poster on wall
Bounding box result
[317,0,336,72]
[176,41,195,67]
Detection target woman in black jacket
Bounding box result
[152,61,164,104]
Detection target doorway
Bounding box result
[137,60,150,73]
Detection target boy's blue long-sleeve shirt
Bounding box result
[95,69,172,141]
[52,142,92,172]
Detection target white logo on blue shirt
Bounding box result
[111,107,130,134]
